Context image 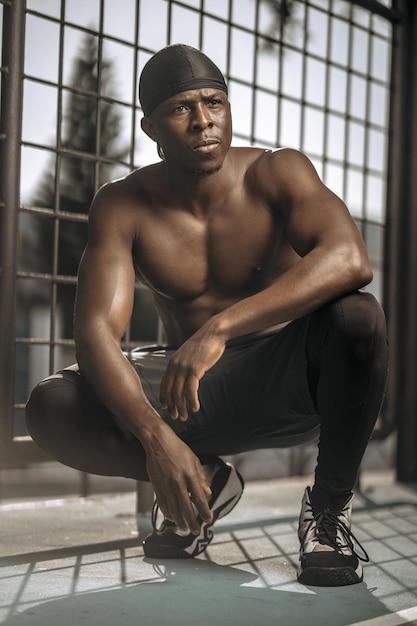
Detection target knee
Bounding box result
[25,374,79,451]
[325,292,386,346]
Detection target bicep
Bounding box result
[272,151,365,257]
[74,202,136,343]
[75,244,135,340]
[285,187,364,258]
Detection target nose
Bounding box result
[191,103,213,131]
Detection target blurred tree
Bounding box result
[259,0,297,49]
[258,0,350,49]
[20,31,129,336]
[262,0,294,29]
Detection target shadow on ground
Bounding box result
[1,551,393,626]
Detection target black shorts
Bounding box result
[59,316,320,456]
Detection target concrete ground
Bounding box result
[1,470,417,626]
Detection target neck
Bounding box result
[163,153,235,214]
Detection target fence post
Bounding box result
[0,0,26,443]
[384,0,417,480]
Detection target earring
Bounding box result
[157,142,165,160]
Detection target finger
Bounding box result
[192,492,212,525]
[154,491,171,523]
[185,375,201,413]
[176,491,201,535]
[161,484,198,533]
[187,476,213,525]
[162,363,190,421]
[162,357,190,421]
[159,366,179,419]
[156,482,191,531]
[171,375,189,421]
[169,496,191,532]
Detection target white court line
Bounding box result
[351,606,417,626]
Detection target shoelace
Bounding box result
[151,500,176,532]
[304,504,369,562]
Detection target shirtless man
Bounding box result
[26,44,388,587]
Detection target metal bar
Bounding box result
[47,0,67,375]
[16,271,78,284]
[250,0,259,145]
[348,0,403,23]
[342,1,354,211]
[0,0,25,444]
[129,0,140,170]
[95,0,105,188]
[299,2,309,155]
[322,1,333,184]
[19,205,88,223]
[361,7,374,231]
[23,75,136,109]
[15,338,75,346]
[21,140,133,166]
[167,0,172,43]
[276,8,284,148]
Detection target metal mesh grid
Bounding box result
[0,0,397,460]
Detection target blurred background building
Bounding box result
[1,0,416,490]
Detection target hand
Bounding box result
[144,424,212,534]
[160,329,226,421]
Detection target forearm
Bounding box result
[76,325,213,532]
[210,244,372,342]
[75,327,163,444]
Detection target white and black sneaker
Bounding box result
[297,487,369,586]
[142,458,244,559]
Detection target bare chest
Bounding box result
[133,199,285,300]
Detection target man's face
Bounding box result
[142,88,232,177]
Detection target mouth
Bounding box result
[191,138,220,153]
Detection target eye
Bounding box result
[173,104,189,113]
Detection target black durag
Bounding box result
[139,44,228,116]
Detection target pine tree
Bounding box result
[20,32,129,335]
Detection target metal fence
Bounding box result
[0,0,399,469]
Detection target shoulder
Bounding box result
[91,166,156,213]
[89,164,162,229]
[245,147,321,199]
[248,148,318,186]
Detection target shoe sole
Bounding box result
[297,564,363,587]
[143,463,244,559]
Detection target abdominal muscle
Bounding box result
[149,282,292,346]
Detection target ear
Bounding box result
[141,116,158,142]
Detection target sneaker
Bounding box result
[142,458,244,559]
[297,486,369,586]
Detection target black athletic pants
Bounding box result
[26,291,388,501]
